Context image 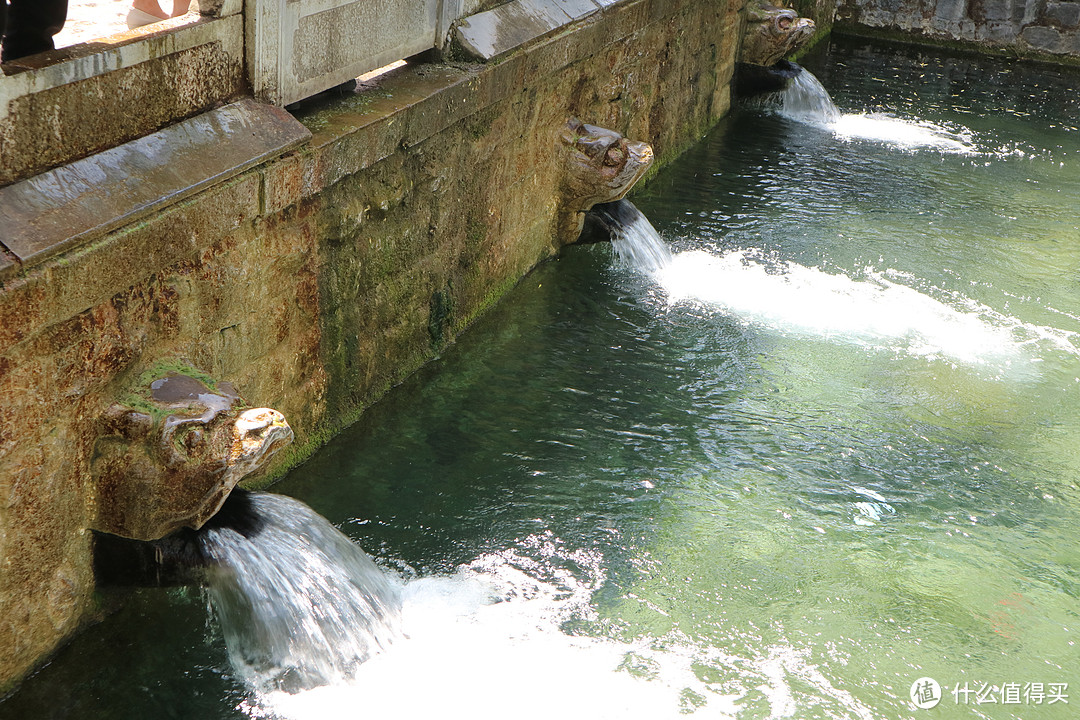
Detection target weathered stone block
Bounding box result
[1023,24,1066,51]
[934,0,968,23]
[454,0,611,60]
[0,171,264,365]
[981,20,1021,41]
[838,0,1080,57]
[248,0,439,106]
[1046,1,1080,26]
[261,152,310,216]
[972,0,1015,22]
[455,0,571,59]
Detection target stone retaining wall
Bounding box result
[0,0,742,691]
[837,0,1080,57]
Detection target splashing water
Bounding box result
[243,533,877,720]
[830,113,975,153]
[595,202,1077,370]
[656,249,1077,370]
[771,70,976,153]
[198,493,402,695]
[198,493,870,718]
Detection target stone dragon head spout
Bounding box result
[90,372,293,541]
[740,0,817,68]
[557,118,654,242]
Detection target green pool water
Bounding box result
[4,36,1079,720]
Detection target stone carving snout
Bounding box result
[560,118,653,212]
[557,118,653,241]
[90,373,293,541]
[740,0,816,68]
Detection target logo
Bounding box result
[911,677,942,709]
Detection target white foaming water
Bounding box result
[242,532,876,720]
[777,70,977,154]
[594,201,1077,369]
[654,249,1078,369]
[830,113,975,153]
[199,493,402,694]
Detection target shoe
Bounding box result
[126,7,168,29]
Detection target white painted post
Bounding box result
[436,0,465,48]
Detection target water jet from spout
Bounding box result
[754,69,977,154]
[197,492,402,694]
[591,200,672,274]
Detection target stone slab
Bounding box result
[1022,24,1065,52]
[555,0,604,19]
[455,0,605,60]
[0,15,245,186]
[250,0,441,107]
[0,99,310,271]
[1047,2,1080,27]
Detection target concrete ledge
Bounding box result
[0,100,310,273]
[454,0,615,60]
[0,15,244,186]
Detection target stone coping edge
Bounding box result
[0,99,311,276]
[454,0,621,61]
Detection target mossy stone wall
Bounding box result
[0,0,742,691]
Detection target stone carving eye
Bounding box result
[604,146,625,167]
[776,13,794,31]
[182,427,206,454]
[577,137,607,159]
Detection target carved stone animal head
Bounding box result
[740,0,816,68]
[90,373,293,541]
[557,118,653,241]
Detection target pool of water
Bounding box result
[4,36,1079,719]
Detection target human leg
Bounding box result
[1,0,68,62]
